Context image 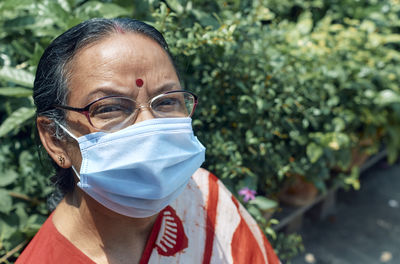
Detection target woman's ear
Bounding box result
[37,116,72,169]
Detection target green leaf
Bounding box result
[191,9,219,28]
[375,89,400,105]
[0,0,33,11]
[27,214,46,228]
[0,107,35,137]
[249,196,278,211]
[165,0,184,14]
[247,205,263,219]
[0,170,18,187]
[297,11,313,34]
[0,66,34,88]
[344,167,360,190]
[0,189,12,214]
[3,15,36,30]
[2,230,24,251]
[306,142,324,163]
[45,2,71,28]
[332,117,345,132]
[387,144,398,164]
[0,87,32,97]
[76,2,131,19]
[21,214,47,238]
[265,226,277,240]
[382,34,400,44]
[14,203,28,228]
[55,0,72,12]
[0,218,17,241]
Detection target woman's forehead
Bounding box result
[66,33,179,105]
[71,33,173,77]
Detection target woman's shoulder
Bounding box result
[189,167,231,197]
[165,168,280,264]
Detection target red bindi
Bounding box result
[136,78,144,87]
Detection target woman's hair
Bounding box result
[34,18,175,202]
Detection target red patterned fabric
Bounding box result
[17,169,280,264]
[15,213,96,264]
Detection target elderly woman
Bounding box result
[16,18,280,264]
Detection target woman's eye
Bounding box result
[160,98,179,106]
[153,98,182,111]
[95,105,122,113]
[91,104,132,118]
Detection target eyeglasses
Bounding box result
[53,90,198,132]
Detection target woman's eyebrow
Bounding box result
[149,82,181,98]
[85,87,132,102]
[83,82,181,103]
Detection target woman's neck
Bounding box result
[52,188,158,264]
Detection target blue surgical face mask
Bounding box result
[57,117,205,218]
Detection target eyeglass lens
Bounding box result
[88,91,195,131]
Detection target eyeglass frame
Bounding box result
[53,90,198,130]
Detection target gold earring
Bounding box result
[58,156,65,166]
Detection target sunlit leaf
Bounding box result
[0,218,17,241]
[76,2,131,19]
[0,170,18,187]
[306,143,324,163]
[0,67,34,88]
[0,107,35,137]
[0,189,12,214]
[0,87,32,97]
[0,0,33,11]
[375,89,400,105]
[297,11,313,34]
[249,196,278,211]
[165,0,184,14]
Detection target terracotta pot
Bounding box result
[278,174,318,207]
[348,147,370,170]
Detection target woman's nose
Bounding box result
[134,106,155,124]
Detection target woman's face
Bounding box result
[63,32,180,170]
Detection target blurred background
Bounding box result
[0,0,399,263]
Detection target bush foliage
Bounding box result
[1,0,400,262]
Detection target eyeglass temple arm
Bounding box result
[53,104,88,113]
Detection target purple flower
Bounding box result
[238,187,257,202]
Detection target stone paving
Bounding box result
[292,160,400,264]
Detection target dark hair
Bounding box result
[34,18,176,201]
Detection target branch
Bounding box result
[0,239,28,263]
[8,192,41,205]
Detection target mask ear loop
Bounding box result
[70,166,81,181]
[54,120,81,180]
[54,120,78,141]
